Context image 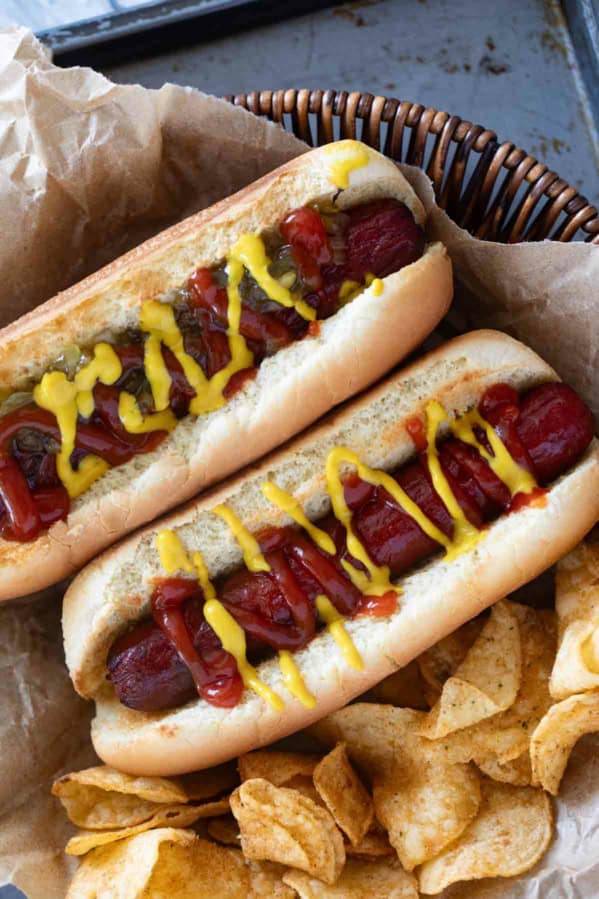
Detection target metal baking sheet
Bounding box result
[0,0,339,67]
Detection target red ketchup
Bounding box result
[357,592,399,617]
[0,199,422,543]
[151,578,243,708]
[107,381,595,712]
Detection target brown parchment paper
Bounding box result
[0,25,597,899]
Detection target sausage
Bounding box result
[107,381,594,712]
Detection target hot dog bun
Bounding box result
[63,330,599,775]
[0,141,452,599]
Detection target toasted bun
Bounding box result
[0,141,452,599]
[62,330,599,775]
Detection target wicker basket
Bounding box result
[227,89,599,245]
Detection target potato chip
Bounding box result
[207,815,241,846]
[230,777,345,885]
[238,751,319,786]
[417,779,553,894]
[309,702,397,772]
[345,827,395,857]
[440,604,557,766]
[475,750,532,786]
[550,541,599,700]
[66,827,196,899]
[66,828,294,898]
[418,617,485,705]
[283,857,418,898]
[361,661,429,709]
[66,798,230,856]
[310,705,481,871]
[530,691,599,794]
[178,761,239,801]
[52,765,188,830]
[373,760,480,873]
[313,743,374,846]
[418,601,521,739]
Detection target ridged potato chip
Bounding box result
[52,765,188,830]
[475,750,532,786]
[310,705,481,871]
[530,691,599,794]
[66,828,294,898]
[361,661,429,709]
[309,702,398,771]
[440,604,556,766]
[230,778,345,885]
[551,541,599,700]
[66,798,230,856]
[418,780,553,895]
[345,826,395,857]
[283,857,418,898]
[238,751,319,786]
[418,618,484,705]
[313,743,374,846]
[418,601,521,739]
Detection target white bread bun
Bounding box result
[0,140,452,599]
[62,330,599,775]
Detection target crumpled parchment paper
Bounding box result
[0,25,597,899]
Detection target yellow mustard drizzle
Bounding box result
[74,343,122,418]
[425,400,483,560]
[118,393,177,434]
[203,599,285,710]
[230,234,315,322]
[140,300,206,413]
[278,650,316,708]
[450,409,537,497]
[34,371,108,499]
[261,481,336,555]
[365,273,384,296]
[156,529,280,708]
[32,342,127,497]
[316,594,363,671]
[325,140,371,189]
[339,280,362,304]
[340,273,384,306]
[214,503,271,573]
[327,447,432,596]
[192,550,217,602]
[156,529,195,574]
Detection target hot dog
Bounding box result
[62,331,599,776]
[0,140,452,599]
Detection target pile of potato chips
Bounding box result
[54,540,599,897]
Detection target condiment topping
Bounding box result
[107,381,596,715]
[203,599,285,710]
[325,141,371,189]
[214,504,271,573]
[316,594,364,671]
[0,194,424,543]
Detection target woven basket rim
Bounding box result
[227,89,599,245]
